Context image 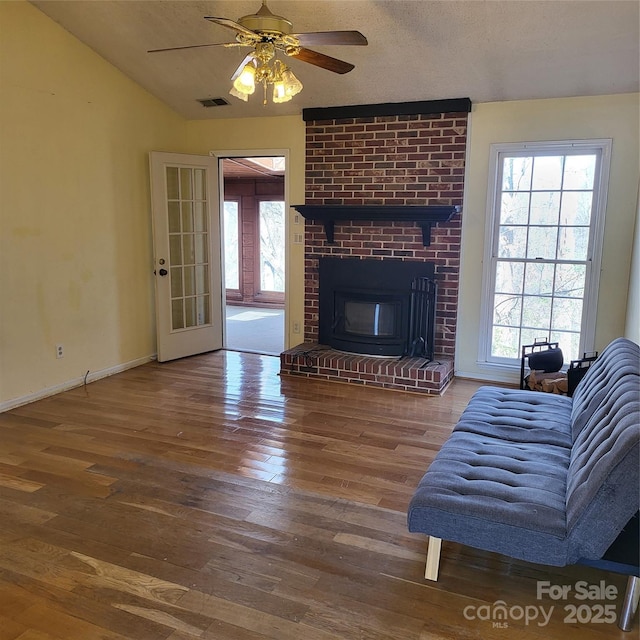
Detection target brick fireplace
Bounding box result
[280,99,471,394]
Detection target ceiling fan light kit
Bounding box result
[149,1,367,106]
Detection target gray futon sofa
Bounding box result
[408,337,639,630]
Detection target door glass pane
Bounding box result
[169,235,182,265]
[194,234,208,264]
[168,202,181,233]
[170,267,183,298]
[180,168,192,199]
[224,201,239,290]
[182,235,195,265]
[193,168,206,200]
[184,266,195,296]
[194,202,207,232]
[185,297,197,328]
[181,202,193,232]
[195,265,209,294]
[166,167,179,199]
[259,201,285,292]
[165,165,212,332]
[172,299,184,330]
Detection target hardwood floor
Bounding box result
[0,350,634,639]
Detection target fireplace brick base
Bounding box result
[280,343,454,395]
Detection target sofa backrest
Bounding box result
[570,338,640,440]
[565,339,639,563]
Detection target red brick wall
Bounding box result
[303,111,468,358]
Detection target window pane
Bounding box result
[555,264,585,298]
[522,295,552,330]
[551,331,581,363]
[530,192,560,225]
[531,156,563,190]
[552,297,583,332]
[558,227,589,260]
[502,157,532,191]
[224,201,239,290]
[495,261,524,294]
[492,326,520,358]
[560,191,592,226]
[498,226,528,258]
[563,155,596,190]
[493,294,521,327]
[259,201,285,292]
[527,227,557,260]
[524,262,555,295]
[500,193,530,224]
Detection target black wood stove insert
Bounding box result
[318,257,437,358]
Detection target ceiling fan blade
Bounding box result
[290,48,355,74]
[148,42,243,53]
[204,16,260,39]
[230,53,256,81]
[292,31,368,47]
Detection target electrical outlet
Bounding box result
[293,233,304,244]
[293,321,301,334]
[294,214,301,224]
[56,344,64,359]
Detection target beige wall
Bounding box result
[456,94,640,382]
[182,116,306,351]
[0,1,187,407]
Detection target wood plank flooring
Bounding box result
[0,350,634,639]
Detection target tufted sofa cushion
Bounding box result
[570,338,640,440]
[565,385,640,562]
[408,387,574,565]
[408,338,640,569]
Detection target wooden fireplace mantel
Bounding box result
[292,205,461,246]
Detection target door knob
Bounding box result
[158,268,168,276]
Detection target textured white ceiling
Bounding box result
[30,0,640,120]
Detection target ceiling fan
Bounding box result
[148,1,368,104]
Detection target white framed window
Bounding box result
[479,140,611,367]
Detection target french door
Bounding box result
[149,152,223,362]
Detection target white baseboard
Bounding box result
[454,369,520,385]
[0,354,156,413]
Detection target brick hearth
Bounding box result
[280,100,470,394]
[280,344,454,395]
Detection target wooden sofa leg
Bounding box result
[424,536,442,581]
[618,575,640,631]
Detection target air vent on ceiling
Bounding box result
[197,97,229,108]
